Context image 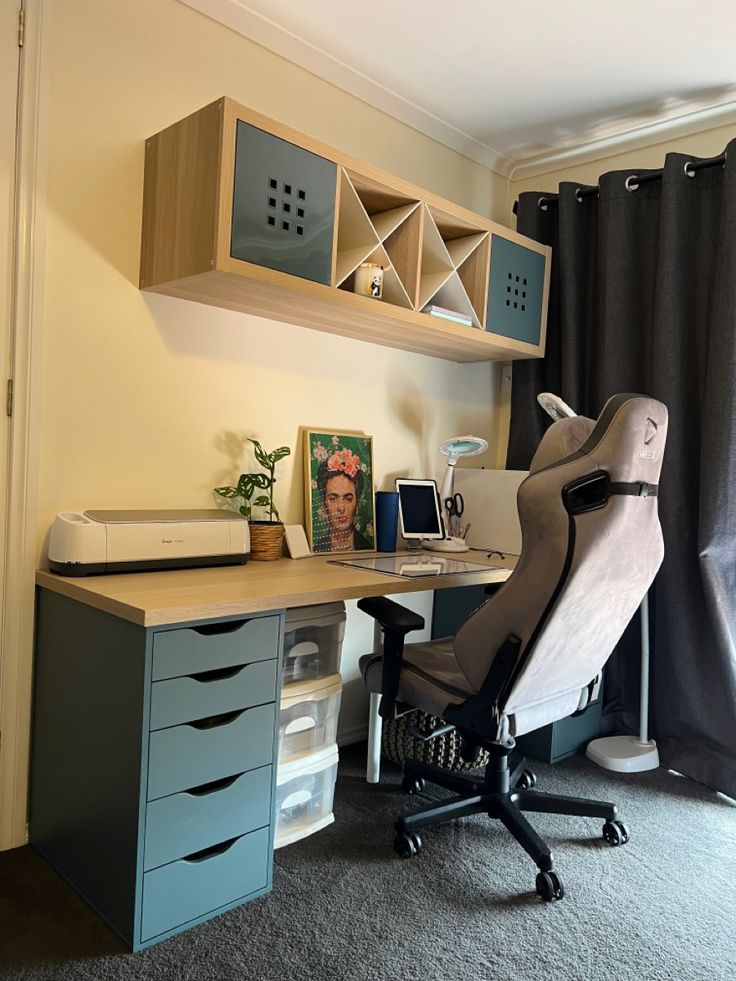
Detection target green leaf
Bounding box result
[252,495,270,507]
[251,473,270,489]
[214,486,238,498]
[237,474,254,498]
[249,438,269,468]
[269,446,291,464]
[238,504,250,518]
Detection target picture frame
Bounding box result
[304,431,375,553]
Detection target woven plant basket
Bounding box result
[382,709,489,772]
[249,521,285,561]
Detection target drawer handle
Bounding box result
[190,664,247,684]
[188,709,243,730]
[182,836,240,864]
[192,619,248,636]
[186,773,240,797]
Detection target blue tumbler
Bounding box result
[375,491,399,552]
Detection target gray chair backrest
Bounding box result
[453,393,668,720]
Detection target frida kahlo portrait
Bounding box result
[305,432,375,553]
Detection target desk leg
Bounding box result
[367,620,383,784]
[367,693,382,784]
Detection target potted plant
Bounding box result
[215,438,291,561]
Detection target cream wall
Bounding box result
[38,0,509,552]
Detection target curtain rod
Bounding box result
[511,152,727,215]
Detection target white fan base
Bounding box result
[421,537,469,553]
[586,735,660,772]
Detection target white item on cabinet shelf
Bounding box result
[274,745,339,848]
[282,602,346,684]
[278,674,342,763]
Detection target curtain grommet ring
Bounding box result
[575,187,584,204]
[684,161,696,178]
[625,175,639,192]
[538,196,549,212]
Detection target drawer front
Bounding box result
[147,702,275,800]
[486,234,546,345]
[150,658,277,730]
[231,120,336,285]
[152,615,280,681]
[144,766,272,871]
[141,826,270,942]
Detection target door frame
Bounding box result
[0,0,48,851]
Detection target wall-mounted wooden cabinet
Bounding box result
[140,98,551,363]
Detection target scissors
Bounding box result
[444,493,464,536]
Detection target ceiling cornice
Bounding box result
[180,0,736,183]
[179,0,510,172]
[507,100,736,182]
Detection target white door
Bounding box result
[0,0,22,844]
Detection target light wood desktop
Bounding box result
[35,550,515,626]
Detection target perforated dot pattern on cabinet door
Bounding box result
[486,235,546,345]
[231,121,336,283]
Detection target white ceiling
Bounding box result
[182,0,736,177]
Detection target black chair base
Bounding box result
[394,753,626,900]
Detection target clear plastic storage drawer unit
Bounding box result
[278,674,342,763]
[282,602,346,685]
[274,745,339,848]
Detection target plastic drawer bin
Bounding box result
[282,602,346,685]
[278,674,342,763]
[274,745,339,848]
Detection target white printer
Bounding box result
[48,509,249,576]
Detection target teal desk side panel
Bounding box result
[486,235,545,345]
[30,589,150,948]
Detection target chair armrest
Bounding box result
[357,596,425,635]
[358,597,424,719]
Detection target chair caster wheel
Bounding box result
[394,831,423,859]
[535,870,564,902]
[515,769,537,790]
[602,820,629,846]
[401,775,426,795]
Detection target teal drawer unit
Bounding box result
[29,589,284,951]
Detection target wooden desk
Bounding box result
[35,551,515,626]
[31,553,513,950]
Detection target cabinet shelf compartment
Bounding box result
[140,97,551,363]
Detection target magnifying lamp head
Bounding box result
[537,393,577,420]
[439,435,489,465]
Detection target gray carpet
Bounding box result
[1,745,734,981]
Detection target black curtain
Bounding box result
[508,142,736,798]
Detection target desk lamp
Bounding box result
[536,392,659,773]
[438,435,488,501]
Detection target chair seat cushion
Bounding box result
[359,637,476,717]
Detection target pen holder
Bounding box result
[375,491,399,552]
